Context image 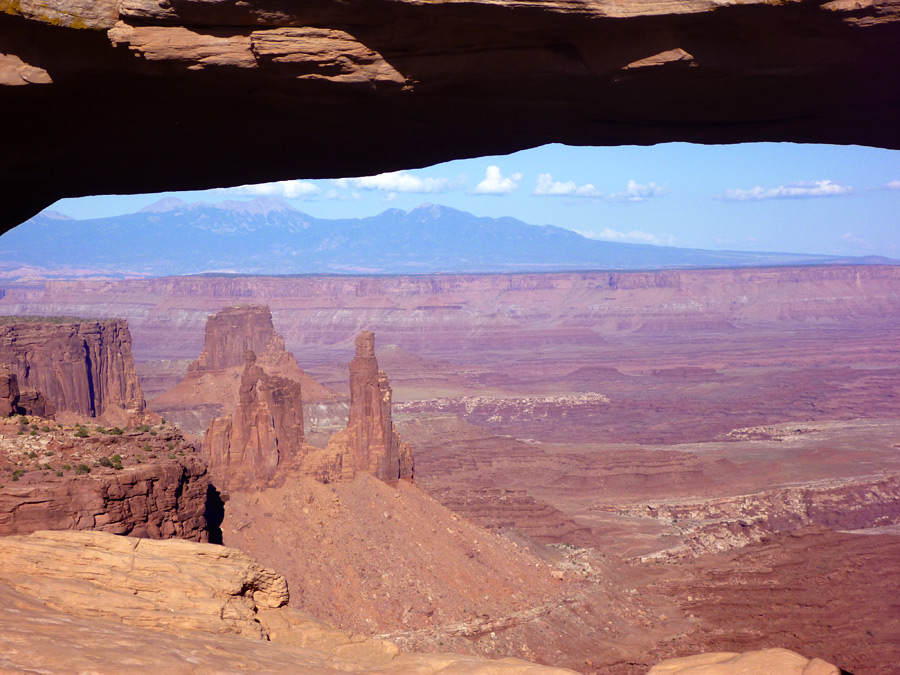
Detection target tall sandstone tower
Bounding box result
[348,331,414,482]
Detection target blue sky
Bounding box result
[49,142,900,256]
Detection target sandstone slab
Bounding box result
[648,648,840,675]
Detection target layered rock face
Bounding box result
[0,320,144,424]
[0,457,211,541]
[204,351,306,490]
[326,331,413,483]
[189,304,290,373]
[2,0,900,227]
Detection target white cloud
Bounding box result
[221,180,321,199]
[606,180,669,203]
[534,173,600,197]
[333,171,459,193]
[474,166,522,195]
[577,227,674,246]
[841,232,871,248]
[719,179,853,201]
[884,180,900,190]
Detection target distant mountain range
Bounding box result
[1,197,894,277]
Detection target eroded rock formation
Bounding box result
[204,350,306,490]
[3,0,900,227]
[0,320,144,424]
[325,331,413,483]
[204,330,412,489]
[152,304,340,435]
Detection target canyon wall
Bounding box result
[0,320,145,424]
[2,0,899,227]
[4,266,899,361]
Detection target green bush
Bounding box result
[41,426,50,432]
[62,464,72,471]
[136,424,150,432]
[56,470,63,477]
[74,427,89,438]
[75,464,91,475]
[108,427,124,436]
[27,451,37,459]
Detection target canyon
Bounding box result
[1,264,898,673]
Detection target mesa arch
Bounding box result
[2,0,899,230]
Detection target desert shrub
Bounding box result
[62,464,72,471]
[18,415,27,425]
[98,457,113,468]
[136,424,150,432]
[75,464,91,475]
[29,430,37,436]
[74,427,89,438]
[45,450,54,456]
[27,451,37,459]
[168,453,176,460]
[142,444,152,453]
[167,443,174,450]
[111,454,123,470]
[95,426,107,434]
[149,430,157,436]
[108,427,124,436]
[41,426,50,432]
[56,470,63,477]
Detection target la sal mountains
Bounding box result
[2,197,893,276]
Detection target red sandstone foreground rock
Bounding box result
[0,319,145,425]
[325,330,414,483]
[0,416,212,540]
[648,649,840,675]
[2,0,899,227]
[0,529,578,675]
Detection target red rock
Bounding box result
[153,304,339,434]
[0,320,144,425]
[325,331,413,483]
[0,456,212,541]
[204,351,306,490]
[0,366,19,417]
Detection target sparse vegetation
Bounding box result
[74,426,89,438]
[108,427,124,436]
[74,464,91,475]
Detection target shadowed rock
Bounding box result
[3,0,900,226]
